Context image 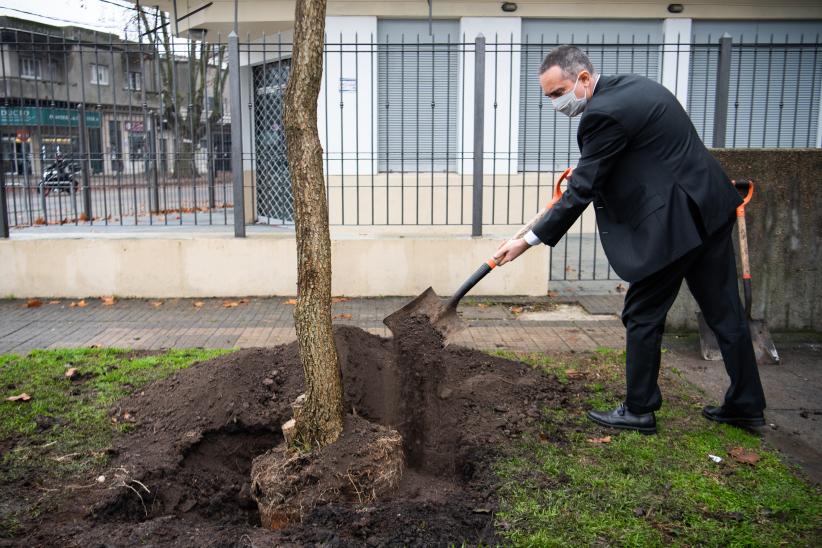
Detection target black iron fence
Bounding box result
[2,28,820,281]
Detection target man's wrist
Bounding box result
[524,230,542,246]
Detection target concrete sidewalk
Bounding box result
[1,296,819,483]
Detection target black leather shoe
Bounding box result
[702,405,765,428]
[586,403,657,434]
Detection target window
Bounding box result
[20,58,41,79]
[126,71,142,91]
[128,133,145,160]
[90,64,109,85]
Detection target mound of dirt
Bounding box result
[22,321,576,547]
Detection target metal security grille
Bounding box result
[519,20,664,172]
[689,21,822,148]
[253,59,293,223]
[377,20,459,172]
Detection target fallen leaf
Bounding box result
[149,300,164,308]
[88,344,100,349]
[26,299,43,308]
[48,300,61,305]
[332,297,350,303]
[65,368,78,379]
[101,296,116,306]
[510,305,524,314]
[284,298,297,305]
[587,436,612,444]
[223,300,240,308]
[333,313,353,320]
[6,393,31,402]
[238,298,250,304]
[477,303,489,309]
[193,301,204,308]
[69,300,88,308]
[729,446,760,465]
[565,369,583,378]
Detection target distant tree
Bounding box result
[136,7,227,178]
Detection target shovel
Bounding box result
[384,168,571,341]
[697,180,779,364]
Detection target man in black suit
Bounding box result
[493,45,766,434]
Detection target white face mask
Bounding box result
[551,74,592,117]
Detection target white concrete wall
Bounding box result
[458,17,522,175]
[0,232,549,298]
[661,18,692,108]
[319,16,379,176]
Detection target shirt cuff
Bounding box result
[523,230,543,246]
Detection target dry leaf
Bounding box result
[6,393,31,402]
[48,300,61,305]
[510,306,524,314]
[587,436,612,444]
[193,301,204,308]
[284,298,298,305]
[238,298,250,304]
[477,303,490,309]
[565,369,583,379]
[26,299,43,308]
[729,446,760,465]
[332,297,350,303]
[222,300,240,308]
[69,300,88,308]
[149,300,164,308]
[333,313,353,320]
[101,296,116,306]
[65,368,78,379]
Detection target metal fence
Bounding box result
[2,28,821,282]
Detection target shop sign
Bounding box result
[0,106,101,128]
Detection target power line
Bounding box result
[0,4,124,29]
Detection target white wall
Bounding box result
[319,16,379,176]
[458,17,522,175]
[661,18,692,108]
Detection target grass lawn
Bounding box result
[0,347,228,535]
[489,348,822,547]
[1,346,820,545]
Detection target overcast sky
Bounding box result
[0,0,142,37]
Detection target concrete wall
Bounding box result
[0,232,549,298]
[667,149,822,331]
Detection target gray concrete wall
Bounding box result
[667,149,822,332]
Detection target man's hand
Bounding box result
[493,238,531,266]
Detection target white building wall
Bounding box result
[661,18,692,108]
[458,17,521,175]
[319,16,378,176]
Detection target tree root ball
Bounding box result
[250,415,404,530]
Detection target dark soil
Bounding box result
[12,319,578,547]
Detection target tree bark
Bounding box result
[285,0,345,448]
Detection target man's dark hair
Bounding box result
[539,45,596,78]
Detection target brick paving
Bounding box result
[0,296,626,355]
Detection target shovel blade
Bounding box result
[697,312,779,365]
[749,319,780,365]
[697,312,723,361]
[383,287,467,341]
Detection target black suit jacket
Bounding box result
[531,74,742,282]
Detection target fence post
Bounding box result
[471,34,486,238]
[77,104,93,220]
[712,33,732,148]
[149,113,160,213]
[228,30,246,237]
[0,144,8,238]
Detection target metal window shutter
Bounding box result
[519,20,663,172]
[690,21,822,148]
[377,20,459,172]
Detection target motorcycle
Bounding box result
[37,158,82,196]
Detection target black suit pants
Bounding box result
[621,219,766,415]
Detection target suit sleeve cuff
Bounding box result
[523,230,543,246]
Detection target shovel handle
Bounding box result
[733,180,754,318]
[448,169,571,308]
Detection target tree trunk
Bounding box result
[284,0,344,448]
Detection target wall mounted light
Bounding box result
[667,4,685,13]
[501,2,518,13]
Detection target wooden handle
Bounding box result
[509,168,570,240]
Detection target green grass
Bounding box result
[0,347,228,534]
[491,349,822,547]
